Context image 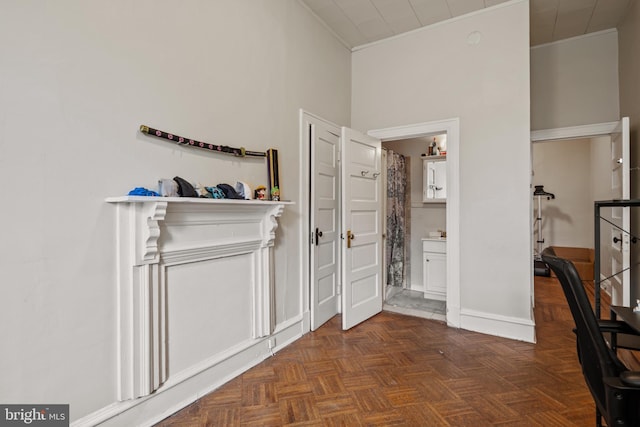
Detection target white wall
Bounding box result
[618,0,640,301]
[619,0,640,152]
[532,137,610,249]
[0,0,350,423]
[352,1,532,334]
[530,29,619,131]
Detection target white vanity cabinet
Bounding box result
[423,156,446,202]
[422,238,446,301]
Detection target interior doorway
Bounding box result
[532,136,611,254]
[365,118,461,327]
[381,136,447,321]
[530,119,629,307]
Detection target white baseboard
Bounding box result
[72,319,306,427]
[301,310,311,332]
[460,308,536,343]
[446,305,460,328]
[423,290,446,301]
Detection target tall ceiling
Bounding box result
[300,0,633,48]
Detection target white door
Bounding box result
[341,127,383,330]
[310,122,340,330]
[609,117,630,306]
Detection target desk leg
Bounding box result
[610,309,618,352]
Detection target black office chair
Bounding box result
[541,248,640,426]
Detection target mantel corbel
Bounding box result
[134,200,168,265]
[263,203,285,247]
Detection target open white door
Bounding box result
[310,122,340,330]
[341,127,383,330]
[609,117,630,306]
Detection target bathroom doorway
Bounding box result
[381,135,447,321]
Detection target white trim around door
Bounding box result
[299,110,342,331]
[531,121,618,142]
[368,118,461,328]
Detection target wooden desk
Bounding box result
[610,306,640,354]
[611,306,640,334]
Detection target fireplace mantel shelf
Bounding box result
[106,195,293,205]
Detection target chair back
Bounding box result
[541,249,627,421]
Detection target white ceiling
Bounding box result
[300,0,633,48]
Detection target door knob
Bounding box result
[315,228,323,246]
[613,236,622,244]
[346,230,355,248]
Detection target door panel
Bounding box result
[351,180,378,201]
[310,122,340,330]
[351,243,378,270]
[341,127,382,330]
[429,161,447,199]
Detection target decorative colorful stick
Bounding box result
[139,125,266,158]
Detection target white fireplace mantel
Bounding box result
[106,196,289,401]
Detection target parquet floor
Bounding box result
[155,277,619,426]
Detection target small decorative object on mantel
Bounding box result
[204,186,225,199]
[173,176,198,197]
[267,148,280,201]
[255,185,267,200]
[216,183,244,199]
[235,181,252,200]
[158,179,179,197]
[270,186,280,201]
[128,187,160,197]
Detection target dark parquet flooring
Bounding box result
[155,276,621,426]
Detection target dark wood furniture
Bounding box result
[611,305,640,334]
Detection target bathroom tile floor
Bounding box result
[383,287,446,322]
